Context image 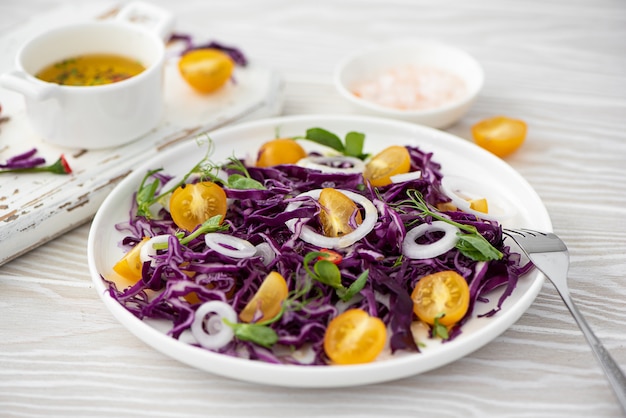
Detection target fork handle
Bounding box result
[559,291,626,412]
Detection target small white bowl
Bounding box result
[0,2,174,149]
[334,39,484,129]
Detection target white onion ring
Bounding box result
[440,175,516,222]
[402,221,460,259]
[284,189,378,249]
[139,235,171,264]
[205,233,257,259]
[296,156,365,174]
[191,301,237,350]
[390,170,422,183]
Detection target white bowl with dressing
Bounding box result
[334,40,484,129]
[0,2,174,149]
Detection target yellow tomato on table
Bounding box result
[169,181,227,232]
[323,308,387,365]
[411,270,470,327]
[178,48,234,93]
[471,116,527,157]
[363,145,411,187]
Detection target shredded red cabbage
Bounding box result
[168,32,248,66]
[0,148,46,169]
[107,144,530,365]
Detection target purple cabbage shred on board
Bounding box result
[104,143,530,365]
[0,148,46,169]
[169,32,248,66]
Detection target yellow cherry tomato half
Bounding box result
[468,197,488,214]
[436,198,488,214]
[323,308,387,365]
[112,237,150,288]
[256,138,307,167]
[318,188,363,237]
[169,181,228,232]
[411,270,470,327]
[364,145,411,187]
[178,48,235,94]
[471,116,527,158]
[239,271,289,323]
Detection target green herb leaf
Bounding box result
[304,128,345,153]
[135,138,216,219]
[336,269,369,302]
[432,313,449,340]
[228,322,278,348]
[303,251,371,302]
[179,215,228,245]
[227,173,266,190]
[456,233,503,261]
[392,255,404,268]
[313,259,342,289]
[135,168,163,218]
[344,131,366,158]
[298,128,370,160]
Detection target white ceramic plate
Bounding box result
[88,114,551,388]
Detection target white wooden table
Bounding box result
[1,0,625,416]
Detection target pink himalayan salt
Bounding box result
[351,65,466,111]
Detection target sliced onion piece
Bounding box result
[284,189,378,249]
[290,344,317,365]
[191,301,237,350]
[390,170,422,183]
[402,221,460,260]
[255,242,276,266]
[297,156,365,174]
[440,175,516,222]
[205,233,256,258]
[140,234,171,264]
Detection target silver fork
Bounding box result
[503,228,626,412]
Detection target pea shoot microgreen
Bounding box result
[178,215,228,245]
[392,254,404,268]
[204,155,266,190]
[399,190,503,262]
[146,216,228,254]
[224,319,279,348]
[135,137,268,219]
[296,127,369,160]
[303,251,369,302]
[136,137,215,219]
[432,313,449,340]
[135,168,164,218]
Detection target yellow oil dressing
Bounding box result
[35,54,145,86]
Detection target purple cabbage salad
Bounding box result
[106,127,531,366]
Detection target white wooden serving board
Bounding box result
[0,1,284,266]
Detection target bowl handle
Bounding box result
[115,1,175,41]
[0,71,59,100]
